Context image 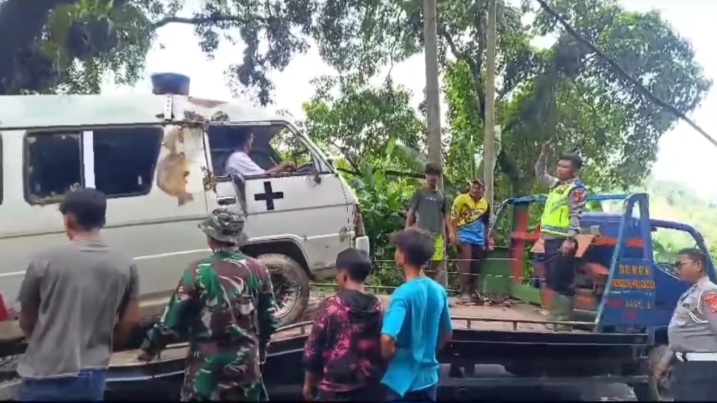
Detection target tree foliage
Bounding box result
[294,0,712,268]
[304,0,710,196]
[0,0,320,103]
[0,0,156,95]
[0,0,713,270]
[303,75,425,171]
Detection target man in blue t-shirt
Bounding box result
[380,229,453,401]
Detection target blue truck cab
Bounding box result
[492,192,715,401]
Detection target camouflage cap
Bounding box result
[198,208,247,244]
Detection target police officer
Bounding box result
[655,248,717,401]
[534,141,587,331]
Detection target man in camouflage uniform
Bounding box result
[137,209,278,401]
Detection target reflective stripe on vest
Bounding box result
[540,183,579,237]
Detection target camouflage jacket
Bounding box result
[141,251,278,401]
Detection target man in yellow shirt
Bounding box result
[451,180,491,304]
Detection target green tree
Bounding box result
[296,0,711,285]
[0,0,317,104]
[308,0,710,196]
[302,75,425,173]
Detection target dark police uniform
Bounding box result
[661,276,717,401]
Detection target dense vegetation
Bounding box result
[643,179,717,261]
[1,0,713,285]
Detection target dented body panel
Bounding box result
[0,94,367,323]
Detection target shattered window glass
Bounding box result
[94,127,163,198]
[24,132,82,205]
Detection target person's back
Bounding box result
[186,252,273,345]
[16,188,140,402]
[138,209,278,401]
[303,249,384,401]
[382,278,448,396]
[19,242,135,378]
[381,229,452,402]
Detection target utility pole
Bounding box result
[423,0,447,287]
[483,0,498,208]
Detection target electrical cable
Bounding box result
[534,0,717,149]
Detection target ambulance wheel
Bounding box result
[632,344,673,401]
[259,253,310,328]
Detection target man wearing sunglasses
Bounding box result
[655,248,717,401]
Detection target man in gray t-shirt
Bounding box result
[16,189,140,401]
[405,163,455,283]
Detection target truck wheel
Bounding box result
[258,253,310,328]
[632,344,673,401]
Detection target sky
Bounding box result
[103,0,717,198]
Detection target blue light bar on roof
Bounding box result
[151,73,190,95]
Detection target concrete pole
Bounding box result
[423,0,447,287]
[484,0,498,208]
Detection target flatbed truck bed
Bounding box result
[0,294,650,400]
[38,295,602,373]
[5,295,615,370]
[104,294,646,382]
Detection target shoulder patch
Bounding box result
[702,292,717,314]
[571,188,587,203]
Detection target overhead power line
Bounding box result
[534,0,717,149]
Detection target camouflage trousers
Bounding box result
[181,381,267,402]
[180,348,267,402]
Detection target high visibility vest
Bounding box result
[540,181,585,237]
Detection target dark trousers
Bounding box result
[16,369,106,401]
[315,385,381,401]
[672,361,717,401]
[385,384,438,402]
[543,238,577,297]
[457,243,487,295]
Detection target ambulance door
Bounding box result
[203,121,351,272]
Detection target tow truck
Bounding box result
[258,192,700,401]
[0,192,708,401]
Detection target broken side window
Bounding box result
[24,131,83,205]
[93,127,163,198]
[269,126,316,170]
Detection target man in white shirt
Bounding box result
[225,132,295,176]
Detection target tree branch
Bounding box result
[149,15,259,30]
[328,140,363,174]
[337,167,425,179]
[438,26,486,124]
[534,0,717,148]
[0,0,79,94]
